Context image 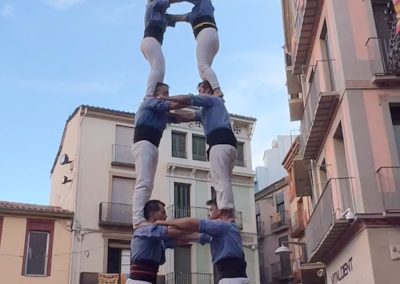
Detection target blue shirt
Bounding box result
[189,95,232,136]
[134,98,172,132]
[131,224,176,265]
[144,0,170,30]
[182,0,215,25]
[199,219,244,263]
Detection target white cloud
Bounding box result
[43,0,84,10]
[0,3,14,18]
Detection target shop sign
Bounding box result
[331,257,353,284]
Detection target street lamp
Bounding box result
[274,241,306,256]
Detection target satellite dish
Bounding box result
[60,153,71,165]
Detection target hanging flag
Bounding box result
[393,0,400,34]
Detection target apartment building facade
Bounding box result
[50,105,259,284]
[255,177,296,284]
[280,0,400,283]
[0,201,74,284]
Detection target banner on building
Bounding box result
[98,273,119,284]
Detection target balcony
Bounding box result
[290,208,307,238]
[111,144,134,167]
[305,178,355,262]
[165,272,213,284]
[300,60,339,160]
[289,97,304,121]
[99,202,131,227]
[167,205,243,230]
[271,210,289,233]
[292,0,323,73]
[271,260,292,281]
[376,166,400,213]
[366,37,400,86]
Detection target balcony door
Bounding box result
[174,246,191,284]
[111,177,135,224]
[115,125,134,164]
[174,183,191,218]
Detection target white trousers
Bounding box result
[209,144,237,210]
[132,140,159,225]
[219,278,250,284]
[140,37,165,98]
[126,279,151,284]
[196,27,220,90]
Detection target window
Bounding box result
[192,135,207,161]
[236,142,245,167]
[23,219,54,276]
[110,177,135,224]
[174,183,191,218]
[174,246,191,283]
[256,213,262,235]
[113,125,134,164]
[172,132,187,158]
[390,104,400,158]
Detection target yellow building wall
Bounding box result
[0,216,72,284]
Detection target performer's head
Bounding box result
[206,198,219,220]
[154,82,169,98]
[197,80,213,95]
[144,199,167,222]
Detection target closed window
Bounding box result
[172,132,186,158]
[192,135,207,161]
[236,142,245,167]
[113,125,134,164]
[23,220,54,276]
[110,177,135,224]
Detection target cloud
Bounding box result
[42,0,84,10]
[0,3,14,18]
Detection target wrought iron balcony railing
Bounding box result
[99,202,131,227]
[366,37,392,76]
[376,166,400,212]
[165,272,213,284]
[271,210,289,233]
[112,144,134,165]
[300,59,339,159]
[305,177,355,262]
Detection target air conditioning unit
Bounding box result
[289,98,304,121]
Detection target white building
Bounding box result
[254,135,296,192]
[50,105,259,284]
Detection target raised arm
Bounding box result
[156,218,200,233]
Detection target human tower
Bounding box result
[127,1,250,284]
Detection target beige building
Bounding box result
[280,0,400,283]
[0,201,73,284]
[255,177,295,284]
[50,105,259,284]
